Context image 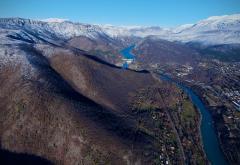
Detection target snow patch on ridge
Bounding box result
[41,18,69,23]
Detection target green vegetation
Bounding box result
[181,100,196,123]
[15,101,26,113]
[134,102,158,112]
[193,152,205,165]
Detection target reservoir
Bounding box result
[120,45,135,68]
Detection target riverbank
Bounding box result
[151,73,208,163]
[157,73,228,165]
[162,73,232,164]
[190,85,233,164]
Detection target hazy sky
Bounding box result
[0,0,240,27]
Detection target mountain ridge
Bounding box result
[1,13,240,45]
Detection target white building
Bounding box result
[123,58,134,64]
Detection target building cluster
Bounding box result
[175,65,193,77]
[224,90,240,111]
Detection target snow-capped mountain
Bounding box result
[0,14,239,45]
[0,18,107,40]
[167,14,240,45]
[99,25,171,38]
[41,18,69,23]
[99,14,240,45]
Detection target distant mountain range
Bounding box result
[0,14,240,45]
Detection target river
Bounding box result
[120,46,228,165]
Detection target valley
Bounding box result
[145,56,240,164]
[0,14,239,165]
[159,74,227,165]
[121,45,228,165]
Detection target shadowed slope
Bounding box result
[0,148,53,165]
[0,43,166,164]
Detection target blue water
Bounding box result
[120,45,135,59]
[120,45,135,68]
[122,62,128,69]
[160,74,228,165]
